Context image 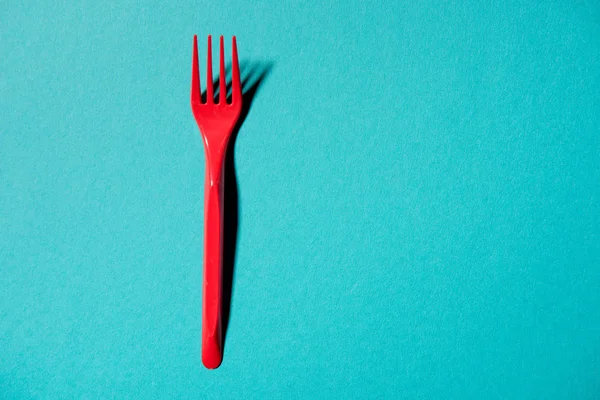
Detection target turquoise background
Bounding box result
[1,0,599,398]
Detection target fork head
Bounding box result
[191,35,242,142]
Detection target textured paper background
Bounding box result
[1,1,599,398]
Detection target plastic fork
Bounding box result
[191,34,242,369]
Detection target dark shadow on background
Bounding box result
[218,62,273,350]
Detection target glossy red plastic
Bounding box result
[190,34,242,369]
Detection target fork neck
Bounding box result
[202,133,230,186]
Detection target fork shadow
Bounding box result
[203,61,273,351]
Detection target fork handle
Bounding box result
[202,155,225,369]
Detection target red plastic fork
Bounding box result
[191,34,242,369]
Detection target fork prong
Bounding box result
[191,35,201,104]
[219,36,226,104]
[206,35,214,103]
[231,36,241,104]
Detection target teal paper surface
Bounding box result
[1,1,599,398]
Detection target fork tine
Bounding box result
[231,36,241,104]
[191,35,201,104]
[219,36,226,104]
[206,35,214,103]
